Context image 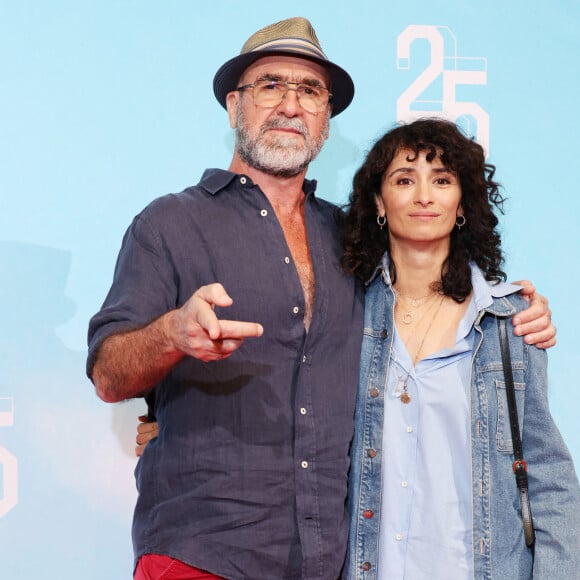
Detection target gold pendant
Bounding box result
[400,391,411,404]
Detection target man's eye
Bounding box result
[300,86,319,96]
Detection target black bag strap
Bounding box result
[497,317,536,549]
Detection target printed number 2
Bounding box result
[0,398,18,518]
[396,25,490,155]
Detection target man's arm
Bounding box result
[131,281,556,456]
[91,283,263,403]
[511,281,555,349]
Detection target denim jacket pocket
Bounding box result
[495,378,526,452]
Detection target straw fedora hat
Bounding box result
[213,17,354,117]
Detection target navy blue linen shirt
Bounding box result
[87,169,364,579]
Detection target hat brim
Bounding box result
[213,50,354,118]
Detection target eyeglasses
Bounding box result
[236,79,332,114]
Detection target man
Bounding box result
[87,17,554,580]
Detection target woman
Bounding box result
[341,118,580,579]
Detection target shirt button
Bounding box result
[361,562,372,572]
[370,388,380,398]
[301,461,308,469]
[302,355,307,363]
[406,425,413,433]
[260,209,268,217]
[240,177,247,185]
[401,481,408,488]
[284,256,290,264]
[363,509,374,519]
[380,329,388,338]
[292,306,299,314]
[300,407,307,415]
[367,448,377,458]
[395,533,403,541]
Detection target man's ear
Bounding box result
[226,92,239,129]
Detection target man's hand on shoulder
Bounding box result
[512,280,556,349]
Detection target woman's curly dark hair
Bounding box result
[341,118,506,302]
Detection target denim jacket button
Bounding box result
[362,561,372,571]
[367,448,377,458]
[370,388,380,398]
[363,509,374,519]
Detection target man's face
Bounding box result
[226,56,331,177]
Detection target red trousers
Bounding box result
[134,554,225,580]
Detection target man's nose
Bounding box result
[276,86,301,115]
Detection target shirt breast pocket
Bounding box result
[495,378,526,452]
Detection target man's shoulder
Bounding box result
[137,188,202,221]
[139,172,224,217]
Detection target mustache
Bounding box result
[259,117,309,138]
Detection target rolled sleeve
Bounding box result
[86,211,178,379]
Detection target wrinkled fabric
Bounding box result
[88,169,364,580]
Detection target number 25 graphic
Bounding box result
[397,25,490,156]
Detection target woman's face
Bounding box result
[376,148,463,249]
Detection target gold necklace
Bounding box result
[394,287,438,325]
[398,295,445,404]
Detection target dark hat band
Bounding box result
[247,38,328,60]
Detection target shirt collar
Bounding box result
[365,251,391,287]
[369,251,521,302]
[470,262,521,311]
[198,168,318,198]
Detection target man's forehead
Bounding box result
[239,55,331,85]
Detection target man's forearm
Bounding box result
[91,311,184,403]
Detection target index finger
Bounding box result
[218,319,264,340]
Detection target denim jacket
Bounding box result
[345,261,580,579]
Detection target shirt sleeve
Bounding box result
[86,210,179,379]
[521,343,580,576]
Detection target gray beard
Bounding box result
[235,108,329,178]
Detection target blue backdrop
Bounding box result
[1,2,578,578]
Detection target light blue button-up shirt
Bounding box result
[378,266,512,579]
